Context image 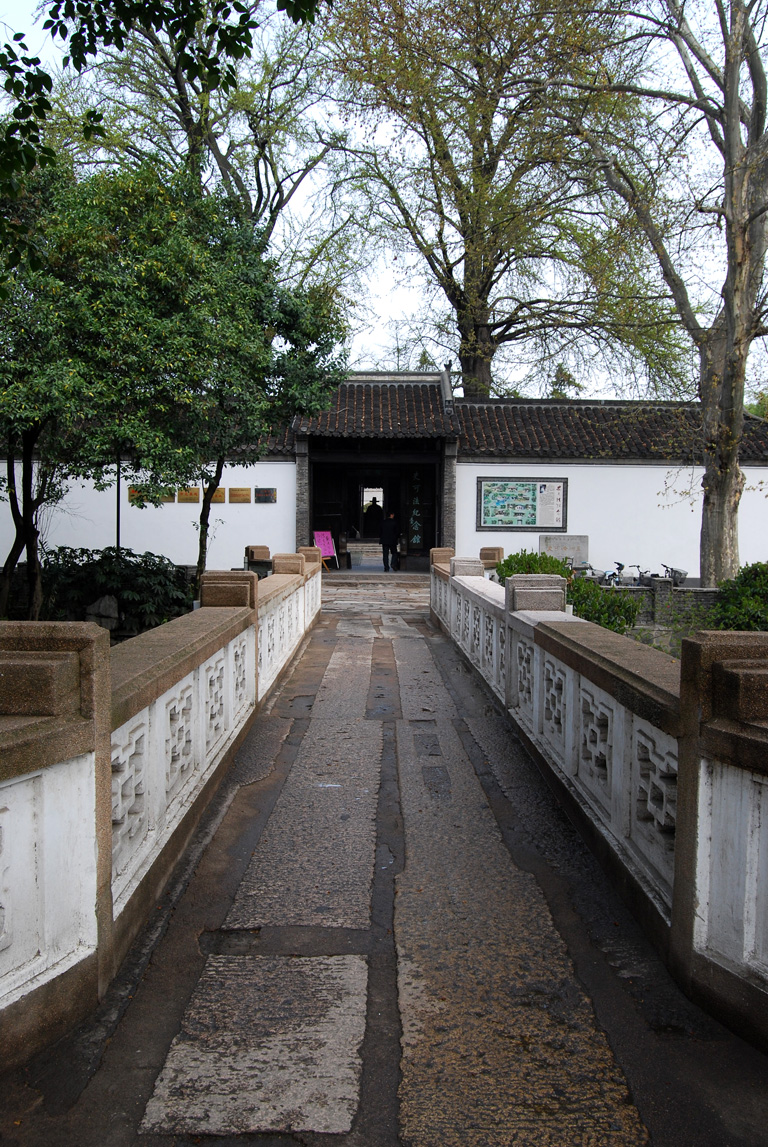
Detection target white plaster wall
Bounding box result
[3,461,297,570]
[456,462,768,578]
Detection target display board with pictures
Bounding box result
[476,478,567,531]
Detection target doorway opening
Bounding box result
[310,453,438,559]
[360,487,384,540]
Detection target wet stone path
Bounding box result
[2,578,768,1146]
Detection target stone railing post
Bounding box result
[673,632,768,1041]
[272,553,306,575]
[0,622,113,1068]
[199,571,258,609]
[479,546,503,572]
[505,574,567,613]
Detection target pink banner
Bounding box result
[313,531,336,559]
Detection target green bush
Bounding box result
[496,549,571,584]
[42,546,193,634]
[712,562,768,631]
[568,577,640,634]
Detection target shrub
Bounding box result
[568,577,641,635]
[496,549,571,584]
[712,562,768,631]
[42,546,193,634]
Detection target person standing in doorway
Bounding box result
[380,511,400,571]
[363,495,384,538]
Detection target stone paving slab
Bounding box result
[395,715,649,1146]
[226,715,381,929]
[322,577,430,615]
[140,954,367,1136]
[311,636,374,719]
[394,634,459,720]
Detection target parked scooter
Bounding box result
[662,564,688,586]
[602,562,638,587]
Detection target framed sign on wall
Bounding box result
[476,478,568,531]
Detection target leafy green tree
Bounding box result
[550,0,768,583]
[746,392,768,419]
[549,364,584,399]
[1,0,326,284]
[45,8,358,292]
[329,0,687,397]
[712,563,768,632]
[0,162,346,615]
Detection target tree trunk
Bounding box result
[698,333,746,587]
[195,458,225,596]
[458,316,495,398]
[21,429,44,619]
[700,461,744,585]
[0,445,24,617]
[0,533,25,618]
[25,525,43,620]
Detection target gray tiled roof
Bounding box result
[263,378,768,463]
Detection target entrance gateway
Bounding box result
[293,371,457,564]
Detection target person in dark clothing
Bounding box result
[380,511,400,571]
[363,496,384,537]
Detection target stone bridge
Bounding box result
[1,559,767,1146]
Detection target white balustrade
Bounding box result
[257,570,317,700]
[435,566,680,917]
[111,626,256,915]
[445,575,506,701]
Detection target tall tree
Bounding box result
[0,163,345,614]
[553,0,768,583]
[329,0,686,397]
[0,0,326,284]
[46,8,358,290]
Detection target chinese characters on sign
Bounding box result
[476,478,567,531]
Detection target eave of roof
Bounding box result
[258,382,768,464]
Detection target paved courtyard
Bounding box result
[1,578,767,1146]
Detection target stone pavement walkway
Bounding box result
[2,580,768,1146]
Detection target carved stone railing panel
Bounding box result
[305,570,321,623]
[515,635,534,727]
[578,682,616,816]
[112,624,258,914]
[471,603,481,665]
[165,679,195,807]
[111,717,150,884]
[541,656,569,765]
[232,633,249,722]
[694,760,768,978]
[204,653,227,757]
[444,576,505,701]
[628,717,677,897]
[257,577,309,701]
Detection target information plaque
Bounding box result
[476,478,567,532]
